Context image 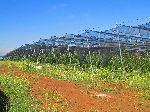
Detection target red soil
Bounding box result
[0,65,150,112]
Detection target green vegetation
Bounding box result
[0,73,41,111]
[6,51,150,73]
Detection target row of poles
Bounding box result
[31,23,127,78]
[23,18,150,79]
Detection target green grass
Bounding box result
[0,73,41,112]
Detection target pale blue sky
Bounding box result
[0,0,150,55]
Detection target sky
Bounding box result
[0,0,150,56]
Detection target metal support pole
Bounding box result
[116,24,125,79]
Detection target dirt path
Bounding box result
[0,65,150,112]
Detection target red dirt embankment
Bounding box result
[0,65,150,112]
